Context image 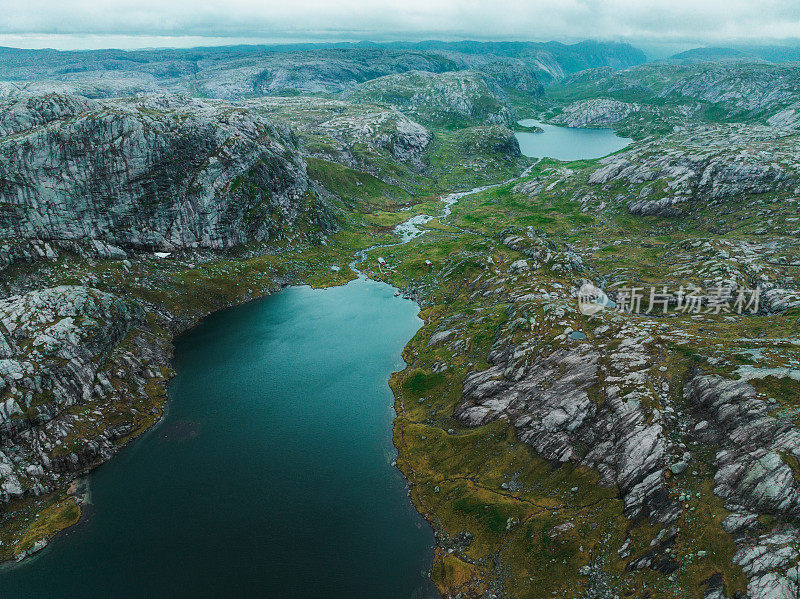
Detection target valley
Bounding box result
[0,40,799,599]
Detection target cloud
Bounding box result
[0,0,798,48]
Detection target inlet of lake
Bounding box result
[0,277,439,599]
[515,118,632,160]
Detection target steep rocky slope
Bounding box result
[0,286,153,502]
[0,93,330,250]
[0,91,348,559]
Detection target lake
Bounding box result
[515,118,632,161]
[0,277,438,599]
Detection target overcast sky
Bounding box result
[0,0,798,51]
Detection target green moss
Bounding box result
[402,370,446,397]
[752,376,800,406]
[306,157,411,209]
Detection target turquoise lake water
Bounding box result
[515,118,632,161]
[0,277,438,599]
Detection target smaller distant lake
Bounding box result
[515,119,632,161]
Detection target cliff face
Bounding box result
[312,107,434,169]
[0,94,329,250]
[0,94,342,549]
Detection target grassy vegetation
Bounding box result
[306,157,412,211]
[423,127,531,191]
[0,492,81,562]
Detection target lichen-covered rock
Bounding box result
[552,98,641,128]
[456,285,677,524]
[686,375,800,517]
[733,527,800,598]
[760,285,800,313]
[316,109,433,168]
[501,231,584,274]
[0,94,101,137]
[767,103,800,130]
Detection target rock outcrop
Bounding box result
[455,264,678,526]
[552,98,641,128]
[0,285,156,502]
[315,108,433,169]
[588,125,798,216]
[686,375,800,517]
[556,62,800,123]
[767,103,800,130]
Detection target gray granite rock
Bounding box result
[552,99,641,128]
[0,93,332,250]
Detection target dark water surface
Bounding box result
[515,118,632,160]
[1,277,438,599]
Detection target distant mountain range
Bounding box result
[671,44,800,63]
[0,40,646,100]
